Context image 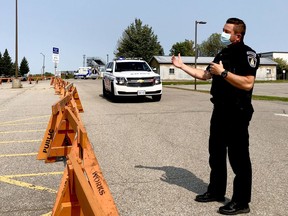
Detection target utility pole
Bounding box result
[83,55,86,67]
[12,0,22,88]
[194,20,207,90]
[40,53,45,78]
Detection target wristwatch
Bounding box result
[221,70,228,78]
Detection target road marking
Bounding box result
[0,129,45,134]
[0,176,58,193]
[0,121,47,127]
[275,113,288,117]
[0,115,50,125]
[4,172,63,178]
[41,212,52,216]
[0,152,38,158]
[0,172,63,193]
[0,139,41,144]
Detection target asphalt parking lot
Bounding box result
[0,79,287,216]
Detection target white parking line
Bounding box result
[274,113,288,117]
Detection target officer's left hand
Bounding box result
[209,61,225,76]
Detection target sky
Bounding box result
[1,0,288,74]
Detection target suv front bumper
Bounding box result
[114,84,162,96]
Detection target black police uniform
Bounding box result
[207,41,260,204]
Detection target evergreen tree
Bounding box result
[2,49,13,77]
[0,52,3,76]
[115,18,164,62]
[19,57,30,76]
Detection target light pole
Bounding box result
[40,53,45,78]
[12,0,22,88]
[15,0,18,78]
[194,20,207,90]
[83,54,86,67]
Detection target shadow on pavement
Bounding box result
[135,165,208,195]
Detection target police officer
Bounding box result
[171,18,259,215]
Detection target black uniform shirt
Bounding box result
[210,41,260,107]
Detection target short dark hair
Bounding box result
[226,18,246,38]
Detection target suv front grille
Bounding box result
[126,77,155,87]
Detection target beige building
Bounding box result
[259,51,288,63]
[150,56,278,81]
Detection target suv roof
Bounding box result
[114,58,144,62]
[110,59,152,72]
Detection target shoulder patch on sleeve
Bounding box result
[247,51,257,68]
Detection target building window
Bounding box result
[266,69,271,74]
[266,69,272,80]
[169,68,175,75]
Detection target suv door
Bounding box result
[103,62,114,93]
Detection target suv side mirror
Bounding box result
[106,68,112,73]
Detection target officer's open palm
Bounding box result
[171,53,183,68]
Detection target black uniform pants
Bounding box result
[207,104,253,204]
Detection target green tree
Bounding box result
[19,57,30,76]
[115,18,164,62]
[2,49,13,77]
[169,39,194,56]
[0,52,3,75]
[199,33,225,57]
[12,62,17,77]
[273,58,288,79]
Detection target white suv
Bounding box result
[102,58,162,101]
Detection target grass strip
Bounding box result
[164,86,288,102]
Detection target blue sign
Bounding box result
[53,47,59,54]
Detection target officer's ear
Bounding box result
[235,33,242,42]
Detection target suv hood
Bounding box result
[114,71,159,77]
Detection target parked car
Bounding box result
[102,58,162,101]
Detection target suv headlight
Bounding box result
[154,76,161,85]
[116,77,127,85]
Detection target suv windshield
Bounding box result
[115,62,151,72]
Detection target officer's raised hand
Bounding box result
[171,53,183,69]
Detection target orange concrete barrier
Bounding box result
[51,78,83,113]
[54,78,64,95]
[52,128,119,216]
[65,83,84,113]
[38,78,118,215]
[37,94,74,162]
[0,78,12,83]
[52,77,84,111]
[50,76,55,85]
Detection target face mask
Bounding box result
[221,32,232,46]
